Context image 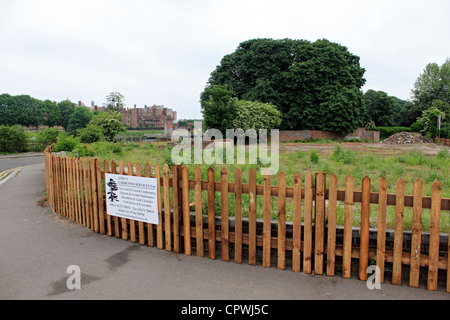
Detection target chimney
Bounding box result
[134,104,136,109]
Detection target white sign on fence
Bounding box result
[105,173,159,225]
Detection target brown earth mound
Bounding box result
[381,132,432,144]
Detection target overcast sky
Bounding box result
[1,0,449,120]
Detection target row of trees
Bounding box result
[363,90,409,127]
[0,92,127,130]
[0,110,126,153]
[0,95,77,129]
[364,59,449,137]
[0,92,127,153]
[201,38,450,138]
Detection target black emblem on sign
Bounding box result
[107,178,119,202]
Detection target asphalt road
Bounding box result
[0,152,44,172]
[1,157,449,304]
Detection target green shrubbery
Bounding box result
[309,149,319,164]
[0,125,29,153]
[31,109,126,154]
[90,141,123,156]
[78,125,105,143]
[35,127,59,150]
[331,145,355,164]
[53,132,79,152]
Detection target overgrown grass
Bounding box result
[80,141,450,232]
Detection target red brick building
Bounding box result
[121,105,177,130]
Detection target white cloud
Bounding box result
[0,0,449,119]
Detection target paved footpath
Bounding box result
[1,162,449,303]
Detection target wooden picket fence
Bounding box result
[44,146,450,293]
[436,137,450,147]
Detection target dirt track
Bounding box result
[279,142,447,156]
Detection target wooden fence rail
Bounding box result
[436,137,450,147]
[44,146,450,293]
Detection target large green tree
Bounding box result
[41,100,61,127]
[204,38,368,135]
[67,106,92,135]
[57,99,77,130]
[200,85,237,134]
[410,58,450,122]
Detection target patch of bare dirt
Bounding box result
[279,141,445,157]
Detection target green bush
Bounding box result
[416,106,445,139]
[36,127,60,149]
[440,123,450,138]
[410,122,422,133]
[296,150,307,158]
[163,145,174,168]
[90,141,123,157]
[67,106,92,135]
[332,145,355,164]
[309,149,319,164]
[53,132,79,152]
[78,125,104,143]
[69,143,95,157]
[0,125,29,153]
[88,111,126,142]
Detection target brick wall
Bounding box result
[279,128,380,142]
[279,130,342,142]
[345,128,380,141]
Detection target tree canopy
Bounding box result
[201,84,282,136]
[0,94,43,127]
[411,59,450,115]
[57,100,76,130]
[0,94,77,129]
[408,58,450,137]
[88,111,126,142]
[364,90,409,127]
[203,38,368,135]
[200,84,237,134]
[0,93,127,132]
[104,92,126,112]
[67,106,92,135]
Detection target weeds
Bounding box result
[309,149,319,164]
[331,145,355,164]
[85,141,449,232]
